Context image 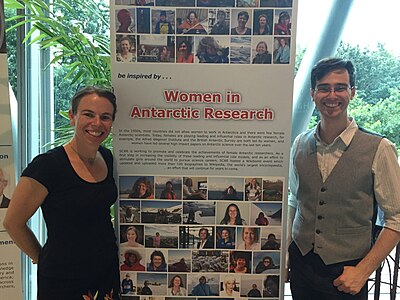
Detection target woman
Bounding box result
[255,211,269,225]
[221,185,238,200]
[216,228,235,249]
[254,14,271,35]
[237,227,260,250]
[160,181,177,199]
[120,249,145,271]
[168,275,187,296]
[160,46,171,62]
[3,87,120,299]
[245,178,262,200]
[116,36,135,63]
[230,11,251,35]
[252,41,272,64]
[220,275,240,297]
[262,233,280,250]
[120,226,144,248]
[117,9,133,33]
[274,37,290,64]
[210,10,229,35]
[178,11,206,34]
[274,10,291,35]
[128,177,154,199]
[196,37,229,64]
[153,231,161,247]
[220,203,246,225]
[230,253,250,273]
[197,227,214,249]
[147,250,167,271]
[177,40,194,63]
[183,177,205,199]
[255,255,276,274]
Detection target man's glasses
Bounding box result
[314,84,352,95]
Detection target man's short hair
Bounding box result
[311,57,355,89]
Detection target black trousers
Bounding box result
[288,242,368,300]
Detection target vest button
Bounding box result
[317,215,323,220]
[319,201,325,205]
[321,187,327,192]
[316,229,321,234]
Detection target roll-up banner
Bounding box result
[111,0,297,299]
[0,0,23,297]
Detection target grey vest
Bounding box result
[292,128,382,265]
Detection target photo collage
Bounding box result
[118,175,284,298]
[114,0,293,64]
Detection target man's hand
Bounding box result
[333,266,368,295]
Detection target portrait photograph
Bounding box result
[208,177,244,201]
[217,202,250,226]
[151,9,175,35]
[137,35,175,63]
[260,227,281,250]
[229,250,252,273]
[119,175,155,199]
[116,35,136,63]
[120,224,145,248]
[262,275,279,297]
[208,9,230,35]
[146,249,169,272]
[120,271,137,295]
[240,275,263,298]
[197,0,234,7]
[253,9,273,35]
[141,200,182,224]
[230,9,253,35]
[262,177,284,201]
[187,273,220,296]
[119,248,146,272]
[168,249,191,272]
[251,37,273,65]
[215,226,236,249]
[183,201,216,224]
[155,0,195,7]
[154,176,182,200]
[250,202,282,226]
[144,224,179,248]
[137,272,168,295]
[116,8,136,33]
[176,36,195,63]
[119,199,140,223]
[244,177,262,201]
[260,0,292,7]
[167,274,188,296]
[179,225,215,249]
[253,251,280,274]
[220,274,240,297]
[236,226,261,250]
[273,37,290,64]
[195,36,229,64]
[176,9,208,35]
[183,176,207,200]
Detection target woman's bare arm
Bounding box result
[3,177,48,263]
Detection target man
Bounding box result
[0,167,10,208]
[191,276,213,296]
[288,57,400,299]
[154,11,173,34]
[247,283,262,297]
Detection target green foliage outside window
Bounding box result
[4,1,400,153]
